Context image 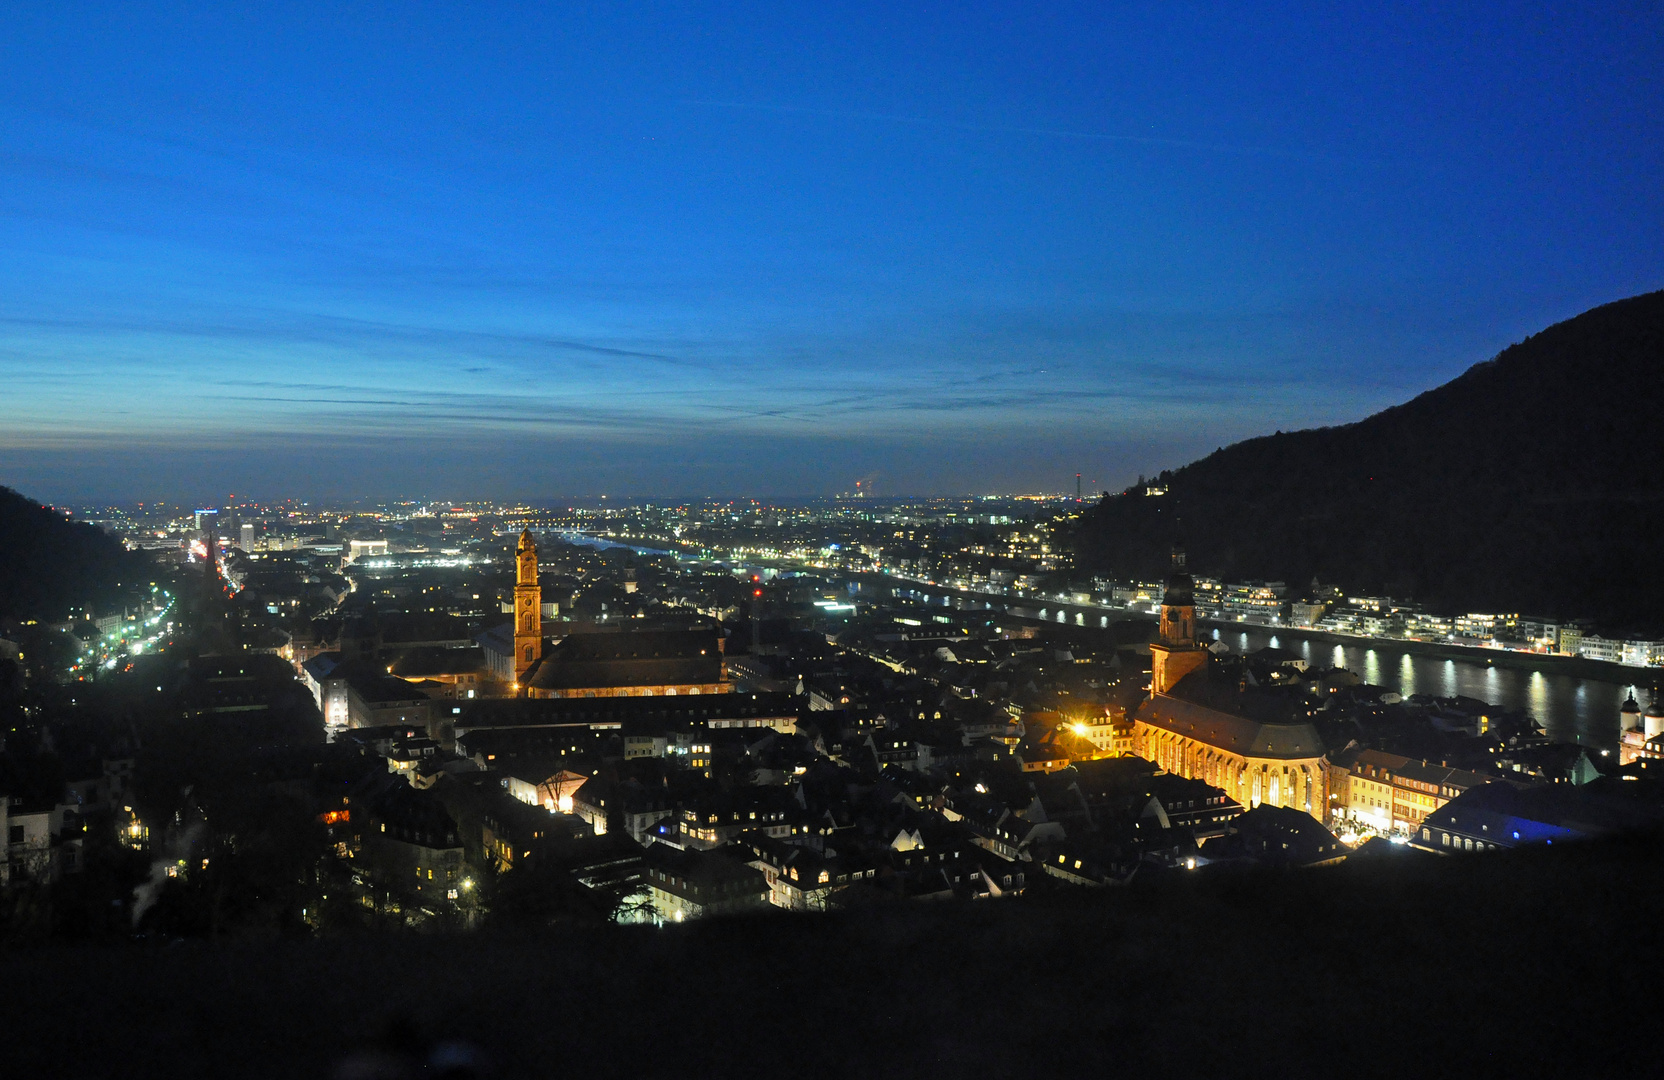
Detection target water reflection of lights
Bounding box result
[1529,670,1549,723]
[1225,626,1642,749]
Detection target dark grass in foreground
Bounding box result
[5,835,1657,1079]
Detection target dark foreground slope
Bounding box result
[1072,291,1664,624]
[3,835,1659,1079]
[0,486,148,621]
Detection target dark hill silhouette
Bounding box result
[0,485,150,622]
[1071,290,1664,625]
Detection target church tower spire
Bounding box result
[513,529,542,685]
[1150,543,1208,695]
[1158,544,1197,648]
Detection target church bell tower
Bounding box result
[514,529,541,684]
[1150,544,1208,695]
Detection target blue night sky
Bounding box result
[1,2,1660,502]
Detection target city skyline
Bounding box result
[2,3,1661,503]
[7,7,1664,1075]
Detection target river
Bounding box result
[920,588,1650,751]
[553,538,1652,751]
[1211,627,1646,751]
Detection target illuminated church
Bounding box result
[489,529,730,699]
[1131,547,1330,819]
[513,528,543,683]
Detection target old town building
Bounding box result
[1327,748,1490,835]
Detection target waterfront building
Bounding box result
[1622,640,1664,668]
[1577,636,1664,667]
[1221,581,1287,622]
[1454,613,1518,641]
[1191,576,1223,616]
[1518,618,1561,651]
[1362,613,1403,637]
[1404,611,1454,639]
[1578,635,1625,663]
[1111,582,1161,609]
[1289,601,1327,628]
[1318,610,1362,634]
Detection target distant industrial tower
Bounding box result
[514,529,542,685]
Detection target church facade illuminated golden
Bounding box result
[1131,547,1330,820]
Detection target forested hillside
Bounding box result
[1070,290,1664,626]
[0,486,151,622]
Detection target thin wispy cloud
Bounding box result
[685,99,1378,166]
[0,312,698,367]
[1,5,1656,499]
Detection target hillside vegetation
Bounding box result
[0,485,150,622]
[1071,290,1664,625]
